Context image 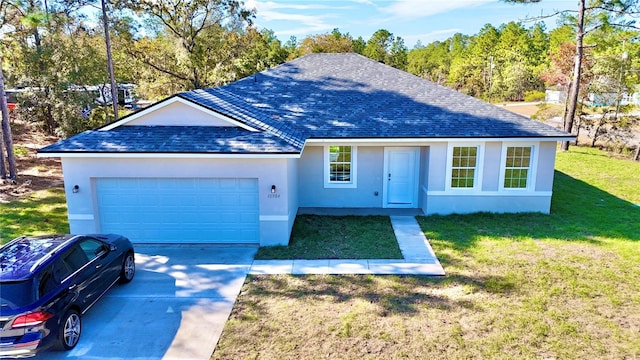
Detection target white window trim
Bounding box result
[499,142,537,192]
[445,142,484,192]
[323,145,357,188]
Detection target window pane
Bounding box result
[504,147,530,189]
[451,147,477,188]
[329,146,353,183]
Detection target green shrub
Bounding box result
[524,90,546,102]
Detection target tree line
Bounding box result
[1,0,639,179]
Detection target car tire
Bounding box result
[56,309,81,351]
[119,252,135,284]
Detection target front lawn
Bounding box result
[255,215,403,259]
[213,147,640,360]
[1,188,69,243]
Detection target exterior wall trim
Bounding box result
[498,142,539,192]
[445,142,486,192]
[323,145,358,189]
[306,137,572,144]
[383,147,420,208]
[68,214,95,220]
[39,153,301,159]
[427,190,553,197]
[259,215,290,221]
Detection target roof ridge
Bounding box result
[179,88,306,150]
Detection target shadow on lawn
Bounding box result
[245,272,514,316]
[417,170,640,260]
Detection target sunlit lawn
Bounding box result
[214,147,640,360]
[1,188,69,243]
[255,215,402,259]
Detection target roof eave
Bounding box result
[37,151,302,159]
[305,136,576,143]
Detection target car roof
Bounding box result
[0,235,76,281]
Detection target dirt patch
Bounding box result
[497,103,542,118]
[0,120,64,203]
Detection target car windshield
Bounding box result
[0,280,35,309]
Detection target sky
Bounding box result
[244,0,577,47]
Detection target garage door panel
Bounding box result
[96,178,259,244]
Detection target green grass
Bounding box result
[255,215,402,259]
[0,188,69,243]
[214,147,640,360]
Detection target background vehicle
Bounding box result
[0,234,135,358]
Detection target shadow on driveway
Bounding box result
[35,245,257,360]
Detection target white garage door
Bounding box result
[95,178,259,243]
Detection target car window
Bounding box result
[0,280,35,308]
[62,246,89,272]
[79,238,107,261]
[37,266,57,298]
[52,258,73,283]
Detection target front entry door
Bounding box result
[383,147,420,208]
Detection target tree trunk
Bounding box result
[0,114,6,179]
[575,116,581,146]
[561,0,586,151]
[591,124,600,147]
[634,143,640,161]
[0,59,17,179]
[102,0,118,121]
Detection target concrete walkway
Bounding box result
[249,216,445,276]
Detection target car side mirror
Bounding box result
[110,244,117,252]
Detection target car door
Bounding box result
[59,241,103,312]
[78,237,121,293]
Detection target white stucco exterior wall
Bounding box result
[298,145,384,208]
[60,156,295,246]
[423,140,557,215]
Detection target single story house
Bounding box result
[39,53,574,246]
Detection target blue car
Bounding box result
[0,234,135,358]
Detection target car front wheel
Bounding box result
[119,252,135,284]
[56,309,81,351]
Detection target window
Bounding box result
[503,146,532,189]
[329,146,352,182]
[79,238,107,261]
[450,146,478,188]
[62,246,90,273]
[324,146,357,188]
[38,267,57,299]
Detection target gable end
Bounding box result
[101,97,259,131]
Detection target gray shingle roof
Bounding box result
[208,53,570,139]
[40,126,300,154]
[40,53,572,155]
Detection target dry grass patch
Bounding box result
[215,238,640,359]
[1,120,63,203]
[214,148,640,359]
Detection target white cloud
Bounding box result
[402,28,461,47]
[246,0,351,11]
[380,0,496,20]
[246,0,343,38]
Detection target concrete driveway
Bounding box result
[36,245,257,360]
